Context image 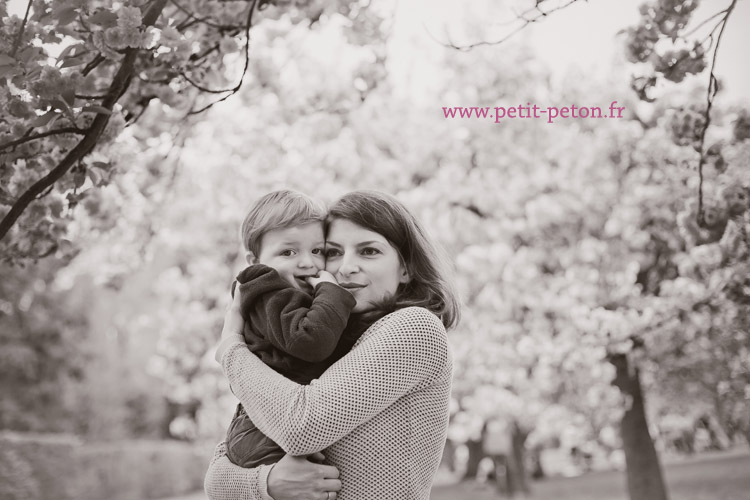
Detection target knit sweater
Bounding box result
[205,306,453,500]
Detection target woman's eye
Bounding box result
[325,248,341,258]
[361,247,380,256]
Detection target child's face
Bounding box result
[256,222,325,293]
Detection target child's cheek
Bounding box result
[314,255,325,271]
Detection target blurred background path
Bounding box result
[158,450,750,500]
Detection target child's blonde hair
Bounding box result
[240,190,327,255]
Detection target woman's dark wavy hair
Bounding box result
[326,190,460,329]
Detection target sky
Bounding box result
[528,0,749,104]
[404,0,749,104]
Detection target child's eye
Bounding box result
[280,249,296,257]
[361,247,380,256]
[312,248,324,255]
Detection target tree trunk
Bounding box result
[709,395,733,448]
[507,423,530,496]
[529,445,545,479]
[610,353,669,500]
[463,438,485,480]
[441,438,457,472]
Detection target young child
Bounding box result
[225,190,361,468]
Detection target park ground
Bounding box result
[161,450,750,500]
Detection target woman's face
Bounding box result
[325,218,409,313]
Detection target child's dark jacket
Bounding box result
[233,264,356,384]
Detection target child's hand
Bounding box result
[306,270,338,289]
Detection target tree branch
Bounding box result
[178,69,235,94]
[696,0,737,226]
[176,16,202,32]
[188,0,258,114]
[75,94,108,100]
[0,127,86,153]
[0,0,170,242]
[82,54,106,77]
[170,0,244,30]
[10,0,33,58]
[450,201,488,219]
[682,8,729,39]
[433,0,582,51]
[189,29,243,64]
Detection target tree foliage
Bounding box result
[0,259,89,433]
[0,0,370,261]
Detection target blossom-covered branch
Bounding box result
[0,0,171,241]
[0,127,86,152]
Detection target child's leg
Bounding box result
[226,404,287,468]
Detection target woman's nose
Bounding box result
[338,255,359,276]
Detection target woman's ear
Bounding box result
[399,266,410,284]
[245,251,259,265]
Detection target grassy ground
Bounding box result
[432,452,750,500]
[161,451,750,500]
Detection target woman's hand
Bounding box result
[214,283,246,363]
[221,282,245,341]
[267,453,341,500]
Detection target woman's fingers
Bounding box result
[220,281,245,339]
[319,464,340,480]
[228,281,242,309]
[319,487,338,500]
[267,454,342,500]
[307,451,326,463]
[321,478,342,492]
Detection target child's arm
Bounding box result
[237,266,356,363]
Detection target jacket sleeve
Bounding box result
[238,266,356,363]
[218,307,451,455]
[204,441,274,500]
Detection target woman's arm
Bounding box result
[217,306,450,455]
[204,442,272,500]
[205,442,342,500]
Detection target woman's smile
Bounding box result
[338,282,366,290]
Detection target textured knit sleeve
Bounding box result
[204,441,274,500]
[220,307,449,455]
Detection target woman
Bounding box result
[205,190,460,500]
